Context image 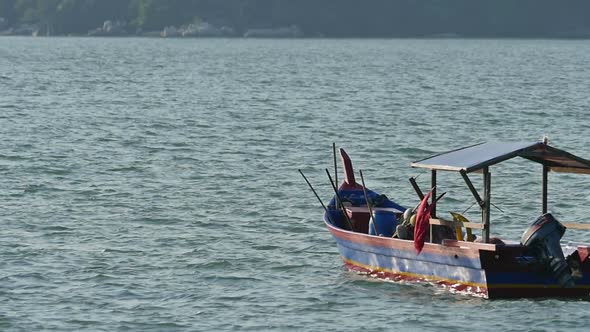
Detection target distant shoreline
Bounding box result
[2,35,590,40]
[2,1,590,44]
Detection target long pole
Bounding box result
[333,143,338,188]
[409,176,425,200]
[333,143,339,209]
[325,168,354,230]
[460,170,484,208]
[359,169,379,235]
[298,169,335,225]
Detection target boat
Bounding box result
[304,141,590,299]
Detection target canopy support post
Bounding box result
[460,170,484,208]
[482,167,491,243]
[542,165,548,214]
[431,170,437,243]
[431,170,437,218]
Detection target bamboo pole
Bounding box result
[325,168,354,231]
[409,176,425,200]
[359,169,379,236]
[333,143,338,189]
[298,169,335,225]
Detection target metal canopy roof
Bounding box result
[411,141,590,174]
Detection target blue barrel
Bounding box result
[369,210,397,237]
[326,209,346,229]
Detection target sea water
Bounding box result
[1,37,590,331]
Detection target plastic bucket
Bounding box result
[369,210,397,237]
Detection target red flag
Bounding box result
[414,190,436,254]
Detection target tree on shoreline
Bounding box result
[0,0,589,38]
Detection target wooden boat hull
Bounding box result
[316,145,590,299]
[326,219,590,299]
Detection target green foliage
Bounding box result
[0,0,589,37]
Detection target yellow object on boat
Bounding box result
[450,212,475,242]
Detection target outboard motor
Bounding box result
[520,213,574,288]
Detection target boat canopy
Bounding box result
[411,141,590,174]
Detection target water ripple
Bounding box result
[1,37,590,331]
